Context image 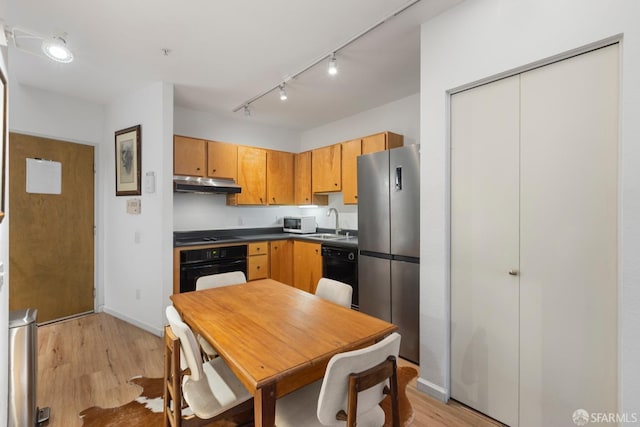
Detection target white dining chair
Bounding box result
[315,277,353,308]
[275,332,402,427]
[194,271,247,359]
[195,271,247,291]
[164,305,253,427]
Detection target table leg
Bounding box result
[254,383,276,427]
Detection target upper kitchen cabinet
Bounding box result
[311,144,341,193]
[229,146,267,205]
[361,131,404,155]
[207,140,237,180]
[174,135,206,176]
[294,152,328,206]
[341,138,362,204]
[267,150,294,205]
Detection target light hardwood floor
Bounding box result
[37,313,503,427]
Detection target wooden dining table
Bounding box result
[170,278,397,427]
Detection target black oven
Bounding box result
[179,245,247,293]
[321,244,358,310]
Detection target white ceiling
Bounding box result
[6,0,461,131]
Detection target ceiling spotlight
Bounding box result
[328,53,338,76]
[279,84,287,101]
[42,35,73,63]
[244,105,251,117]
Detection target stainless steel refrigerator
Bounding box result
[357,144,420,363]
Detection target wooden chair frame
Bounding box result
[163,325,255,427]
[336,355,400,427]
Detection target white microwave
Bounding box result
[283,216,316,234]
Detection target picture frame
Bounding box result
[115,125,141,196]
[0,67,6,222]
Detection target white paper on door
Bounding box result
[26,158,62,195]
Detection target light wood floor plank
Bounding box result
[36,312,503,426]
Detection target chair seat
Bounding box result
[275,380,385,427]
[182,351,252,420]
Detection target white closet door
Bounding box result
[450,75,521,427]
[519,44,619,425]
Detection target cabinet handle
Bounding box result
[212,168,217,172]
[355,195,358,199]
[272,197,276,202]
[334,183,338,186]
[257,266,261,270]
[508,269,518,276]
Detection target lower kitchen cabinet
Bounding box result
[247,242,269,280]
[292,240,322,294]
[270,240,293,285]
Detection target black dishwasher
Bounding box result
[321,245,358,310]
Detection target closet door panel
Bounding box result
[519,44,619,426]
[450,75,520,427]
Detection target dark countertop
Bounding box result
[174,227,358,249]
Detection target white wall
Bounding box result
[173,94,420,232]
[300,92,420,151]
[103,82,173,335]
[0,38,9,427]
[419,0,640,415]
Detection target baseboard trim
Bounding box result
[102,307,163,337]
[417,377,449,402]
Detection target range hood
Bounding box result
[173,175,242,194]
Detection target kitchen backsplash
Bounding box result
[173,192,357,231]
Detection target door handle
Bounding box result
[508,269,518,276]
[395,167,402,191]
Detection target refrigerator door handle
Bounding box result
[395,166,402,191]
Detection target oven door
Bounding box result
[180,259,247,293]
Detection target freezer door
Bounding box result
[357,150,390,254]
[358,254,391,322]
[390,145,420,258]
[391,259,420,363]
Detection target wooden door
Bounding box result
[266,150,294,205]
[341,139,361,204]
[450,75,521,427]
[311,144,341,193]
[518,44,618,425]
[292,240,322,293]
[9,133,94,323]
[174,135,205,176]
[270,240,293,285]
[236,146,266,205]
[207,140,237,180]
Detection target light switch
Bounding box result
[127,198,141,215]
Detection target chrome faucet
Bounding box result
[327,208,341,235]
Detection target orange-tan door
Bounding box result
[9,133,94,323]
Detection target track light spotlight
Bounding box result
[328,53,338,76]
[244,105,251,117]
[279,84,287,101]
[42,35,74,63]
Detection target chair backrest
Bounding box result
[315,277,353,308]
[196,271,247,291]
[165,305,204,381]
[316,332,401,425]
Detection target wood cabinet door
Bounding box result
[207,140,237,180]
[174,135,206,176]
[292,241,322,293]
[312,144,341,193]
[294,152,327,206]
[270,240,293,285]
[267,150,294,205]
[237,146,267,205]
[341,139,361,204]
[361,132,404,155]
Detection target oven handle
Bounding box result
[180,258,247,271]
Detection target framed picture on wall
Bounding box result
[115,125,141,196]
[0,67,6,222]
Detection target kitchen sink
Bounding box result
[305,233,344,240]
